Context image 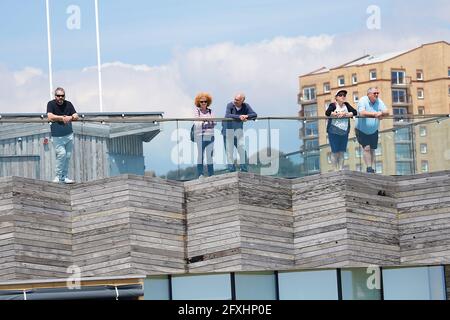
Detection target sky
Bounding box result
[0,0,450,117]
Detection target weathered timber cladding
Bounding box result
[0,171,450,280]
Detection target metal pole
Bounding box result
[94,0,103,112]
[45,0,53,99]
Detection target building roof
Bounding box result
[301,41,450,77]
[339,49,410,67]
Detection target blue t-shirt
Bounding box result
[355,96,387,134]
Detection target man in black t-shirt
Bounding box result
[47,87,79,183]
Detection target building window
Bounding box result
[305,122,318,136]
[353,92,359,103]
[144,276,170,300]
[395,127,411,142]
[448,67,450,77]
[303,87,316,101]
[417,88,424,99]
[396,162,413,175]
[421,160,429,173]
[376,162,383,174]
[392,89,407,104]
[278,270,339,300]
[306,155,320,172]
[171,274,232,300]
[235,272,277,300]
[418,106,425,115]
[420,143,427,154]
[448,85,450,96]
[383,266,446,300]
[419,126,427,137]
[393,107,408,122]
[396,144,412,160]
[304,104,318,117]
[323,82,331,93]
[338,76,345,87]
[416,69,423,80]
[352,73,358,84]
[369,69,377,80]
[391,70,405,85]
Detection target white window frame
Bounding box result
[417,88,424,99]
[416,70,423,81]
[369,69,377,80]
[421,160,429,173]
[419,126,427,137]
[420,143,427,154]
[392,70,406,85]
[353,92,359,103]
[351,73,358,84]
[323,82,330,93]
[418,106,425,115]
[303,87,316,101]
[337,76,345,87]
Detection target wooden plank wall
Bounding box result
[70,175,186,277]
[185,174,242,273]
[0,177,72,280]
[0,171,449,281]
[0,177,15,280]
[185,173,293,273]
[397,171,450,265]
[70,176,134,277]
[292,173,352,268]
[126,175,185,275]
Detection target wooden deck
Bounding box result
[0,170,449,280]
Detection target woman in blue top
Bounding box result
[325,89,358,171]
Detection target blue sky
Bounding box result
[0,0,449,116]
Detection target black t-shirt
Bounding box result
[46,100,77,137]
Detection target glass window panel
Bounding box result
[352,74,358,84]
[370,70,377,80]
[305,122,318,136]
[396,162,413,175]
[306,155,320,172]
[172,274,231,300]
[323,83,330,93]
[278,270,338,300]
[338,76,345,86]
[419,126,427,137]
[341,268,381,300]
[391,71,405,84]
[235,272,277,300]
[383,266,446,300]
[375,162,383,174]
[303,87,316,101]
[420,143,427,154]
[396,144,411,160]
[421,160,429,172]
[304,104,318,117]
[144,276,170,300]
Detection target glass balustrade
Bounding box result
[0,114,448,182]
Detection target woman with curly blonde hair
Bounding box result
[193,92,215,178]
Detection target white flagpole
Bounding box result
[45,0,53,99]
[94,0,103,112]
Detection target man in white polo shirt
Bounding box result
[355,87,389,173]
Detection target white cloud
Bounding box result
[0,31,449,117]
